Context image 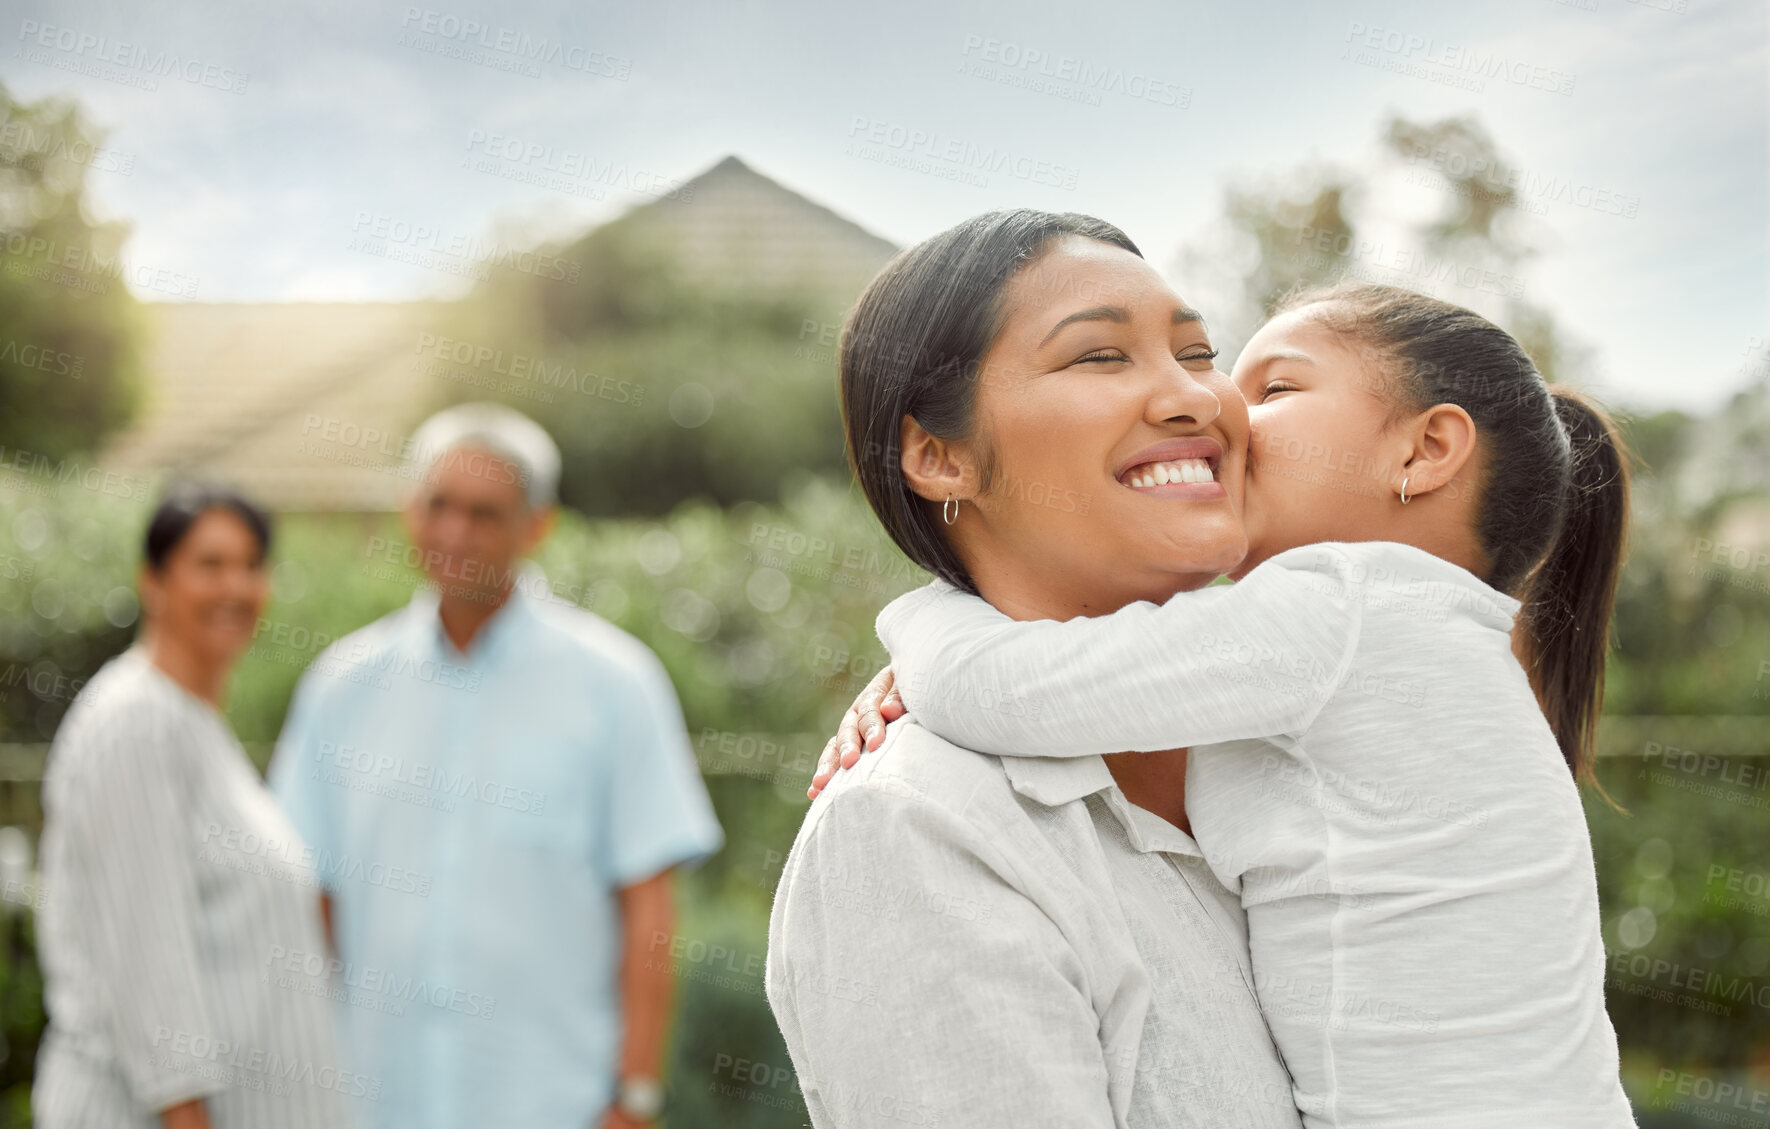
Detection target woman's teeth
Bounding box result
[1125,458,1214,488]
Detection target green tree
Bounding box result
[1180,113,1594,388]
[441,204,863,519]
[0,82,140,460]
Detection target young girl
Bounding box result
[812,283,1636,1127]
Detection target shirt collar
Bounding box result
[1000,755,1202,859]
[406,575,536,666]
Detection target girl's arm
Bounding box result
[878,544,1364,759]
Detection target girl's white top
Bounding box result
[877,541,1635,1129]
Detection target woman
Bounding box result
[34,482,356,1129]
[766,211,1302,1128]
[808,216,1633,1124]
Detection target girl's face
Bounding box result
[1231,304,1422,576]
[944,236,1249,612]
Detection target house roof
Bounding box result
[99,156,897,512]
[598,155,898,296]
[100,301,442,512]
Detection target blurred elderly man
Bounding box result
[268,403,722,1129]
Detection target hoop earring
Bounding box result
[943,496,958,525]
[1400,477,1411,505]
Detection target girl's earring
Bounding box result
[1400,476,1411,505]
[943,496,958,525]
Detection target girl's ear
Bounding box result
[900,414,980,503]
[1399,402,1478,500]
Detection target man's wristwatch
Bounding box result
[615,1076,666,1121]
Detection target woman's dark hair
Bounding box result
[143,480,273,571]
[1277,282,1630,786]
[839,209,1141,594]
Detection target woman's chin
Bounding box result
[1162,538,1248,588]
[1230,536,1290,579]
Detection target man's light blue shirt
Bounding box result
[268,583,723,1129]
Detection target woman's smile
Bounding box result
[1115,436,1225,496]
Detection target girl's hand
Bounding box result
[807,666,903,800]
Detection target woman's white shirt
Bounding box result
[35,647,357,1128]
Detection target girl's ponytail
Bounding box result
[1517,388,1631,782]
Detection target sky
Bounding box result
[3,0,1766,413]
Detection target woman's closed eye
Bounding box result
[1073,349,1129,366]
[1073,347,1220,367]
[1259,380,1300,401]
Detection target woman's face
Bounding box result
[1232,304,1415,576]
[946,236,1249,612]
[140,508,269,667]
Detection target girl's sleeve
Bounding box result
[876,544,1364,757]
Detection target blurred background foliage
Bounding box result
[0,81,1766,1127]
[446,185,865,519]
[0,81,140,463]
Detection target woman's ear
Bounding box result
[899,414,979,504]
[1399,403,1478,500]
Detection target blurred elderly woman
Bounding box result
[33,482,355,1129]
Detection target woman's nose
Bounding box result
[1148,363,1224,429]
